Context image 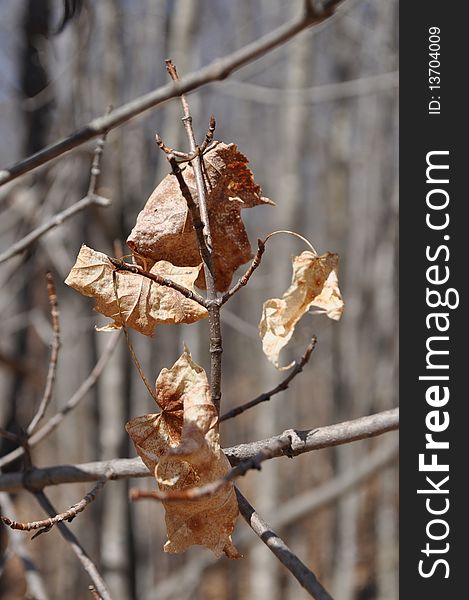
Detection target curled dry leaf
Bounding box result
[65,245,207,336]
[126,347,240,558]
[259,251,344,369]
[127,142,273,292]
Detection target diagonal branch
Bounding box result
[0,333,120,469]
[0,1,344,186]
[0,124,111,265]
[27,273,61,435]
[220,336,317,422]
[221,238,266,305]
[0,195,110,265]
[1,478,107,539]
[236,489,334,600]
[33,491,112,600]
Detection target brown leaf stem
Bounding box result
[109,257,208,308]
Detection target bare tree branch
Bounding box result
[1,478,107,539]
[0,125,111,265]
[220,238,266,305]
[0,195,110,265]
[220,336,317,422]
[236,489,333,599]
[33,491,112,600]
[227,407,399,463]
[0,409,398,492]
[27,273,61,434]
[0,332,120,469]
[0,0,344,187]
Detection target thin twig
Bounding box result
[220,336,317,421]
[27,273,61,435]
[1,478,107,539]
[109,257,208,308]
[155,134,189,159]
[0,409,399,492]
[165,59,215,259]
[221,238,266,305]
[236,489,334,600]
[0,194,110,265]
[199,114,217,153]
[0,125,111,265]
[0,0,344,188]
[0,333,120,469]
[33,491,112,600]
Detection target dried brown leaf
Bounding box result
[259,251,344,368]
[65,245,207,335]
[127,142,273,291]
[126,348,240,558]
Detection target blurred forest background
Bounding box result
[0,0,398,599]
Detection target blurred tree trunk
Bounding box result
[250,4,311,599]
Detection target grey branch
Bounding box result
[0,332,120,469]
[236,489,334,599]
[34,491,112,600]
[0,127,111,264]
[0,194,110,265]
[0,0,344,188]
[0,408,399,492]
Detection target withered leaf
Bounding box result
[259,251,344,368]
[127,142,273,292]
[65,245,207,336]
[126,347,240,558]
